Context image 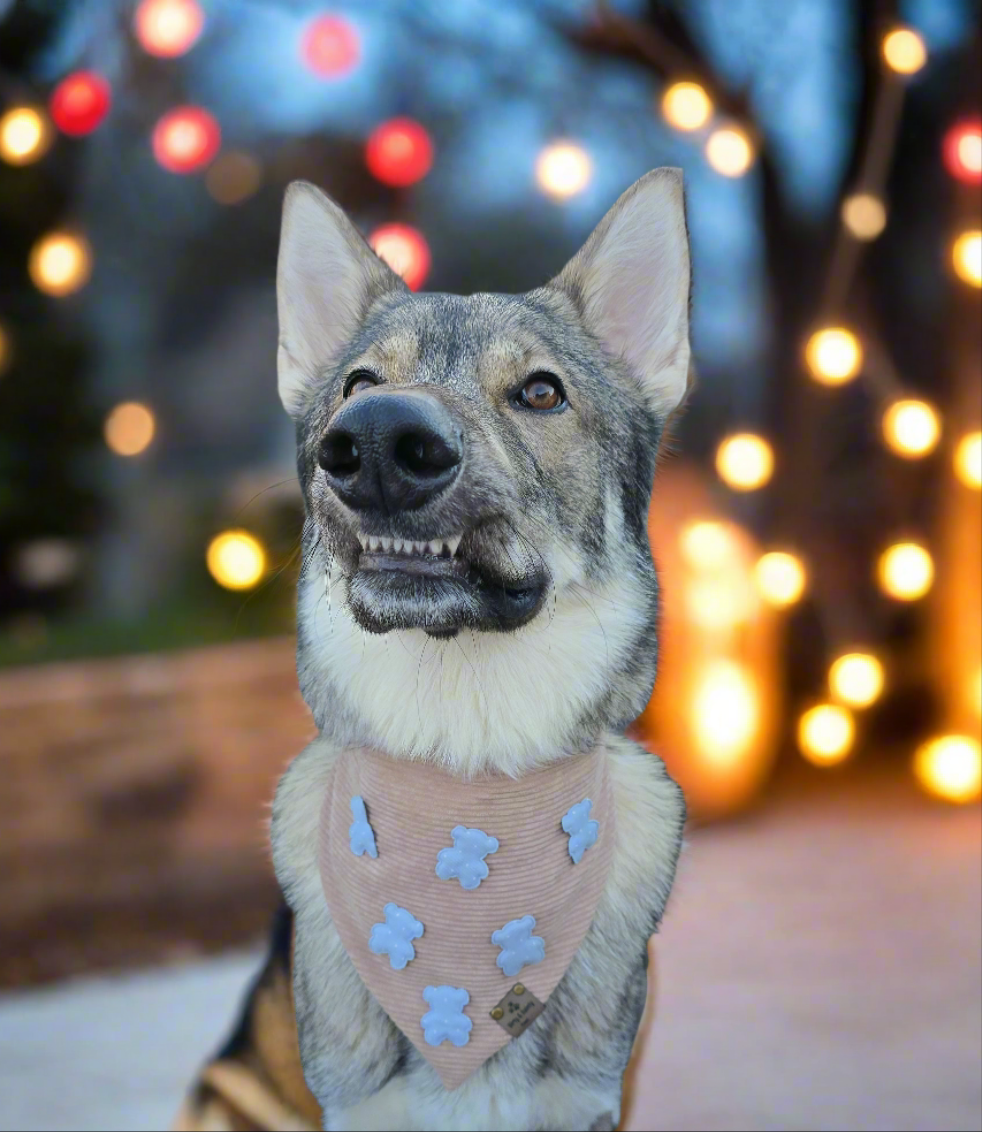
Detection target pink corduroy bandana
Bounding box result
[317,747,615,1091]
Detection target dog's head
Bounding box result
[279,171,690,772]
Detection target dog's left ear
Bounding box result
[550,168,691,414]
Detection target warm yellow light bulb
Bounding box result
[0,106,52,165]
[705,126,754,177]
[535,142,592,201]
[877,542,933,601]
[953,432,981,489]
[691,660,759,767]
[28,232,92,296]
[882,27,927,75]
[104,402,156,456]
[798,704,855,766]
[952,231,982,288]
[206,530,266,591]
[804,327,863,385]
[841,193,887,241]
[715,433,774,491]
[661,82,713,131]
[679,520,735,571]
[882,399,940,458]
[913,735,982,803]
[754,551,807,608]
[828,653,885,709]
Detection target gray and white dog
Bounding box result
[180,169,689,1132]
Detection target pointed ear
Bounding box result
[551,168,691,414]
[277,181,405,416]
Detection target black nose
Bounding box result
[318,391,462,513]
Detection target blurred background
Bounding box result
[0,0,980,1129]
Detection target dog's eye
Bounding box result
[343,369,379,398]
[515,372,565,412]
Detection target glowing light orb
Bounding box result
[28,232,92,296]
[365,118,433,187]
[882,399,940,458]
[661,82,712,131]
[877,542,933,601]
[679,520,736,572]
[133,0,203,57]
[705,126,754,177]
[0,106,52,165]
[152,106,220,174]
[691,660,760,767]
[206,530,266,591]
[804,327,863,385]
[882,27,927,75]
[841,193,887,240]
[535,141,592,200]
[205,151,262,205]
[0,322,10,375]
[952,231,982,288]
[715,433,774,491]
[943,120,982,184]
[104,402,156,457]
[302,13,360,77]
[953,432,982,489]
[914,735,982,804]
[369,223,430,291]
[754,551,807,608]
[49,72,111,137]
[798,704,854,766]
[828,653,885,709]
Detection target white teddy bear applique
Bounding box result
[491,914,545,977]
[368,903,424,970]
[435,826,499,890]
[421,985,472,1047]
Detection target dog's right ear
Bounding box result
[277,182,405,417]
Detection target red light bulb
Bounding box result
[302,14,360,78]
[369,224,430,291]
[152,106,221,174]
[49,72,111,137]
[366,118,434,188]
[943,119,982,185]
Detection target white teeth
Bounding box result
[411,541,424,554]
[447,535,462,557]
[427,540,441,555]
[360,533,464,557]
[357,533,367,550]
[379,536,393,552]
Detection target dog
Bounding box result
[177,168,690,1132]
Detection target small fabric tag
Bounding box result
[489,982,545,1038]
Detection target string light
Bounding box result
[152,106,220,174]
[28,232,92,296]
[913,736,982,804]
[877,542,933,601]
[841,193,887,241]
[133,0,204,57]
[705,126,754,177]
[302,13,360,77]
[828,652,885,709]
[104,402,156,457]
[661,81,712,131]
[754,551,807,608]
[953,431,982,489]
[943,119,982,184]
[0,106,52,165]
[951,230,981,288]
[369,223,430,291]
[365,118,433,187]
[691,660,760,767]
[206,530,266,591]
[49,72,111,136]
[679,520,736,571]
[205,151,262,205]
[881,399,941,458]
[881,27,927,75]
[535,141,592,200]
[798,704,855,766]
[804,327,863,385]
[715,433,774,491]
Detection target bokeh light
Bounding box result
[841,193,887,240]
[0,322,10,376]
[952,230,982,287]
[365,118,433,187]
[881,399,940,458]
[679,520,736,572]
[205,151,262,205]
[798,704,855,766]
[829,653,885,709]
[715,433,774,491]
[661,81,712,131]
[206,530,266,591]
[49,72,111,136]
[152,106,221,174]
[28,232,92,296]
[943,119,982,184]
[133,0,204,57]
[104,402,156,457]
[754,551,807,608]
[0,106,52,165]
[881,27,927,75]
[804,327,863,385]
[691,660,760,767]
[913,736,982,804]
[302,13,360,77]
[705,126,754,177]
[971,666,982,718]
[369,223,430,291]
[953,431,982,489]
[535,141,592,200]
[877,542,933,601]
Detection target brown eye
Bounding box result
[516,372,565,412]
[343,369,379,398]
